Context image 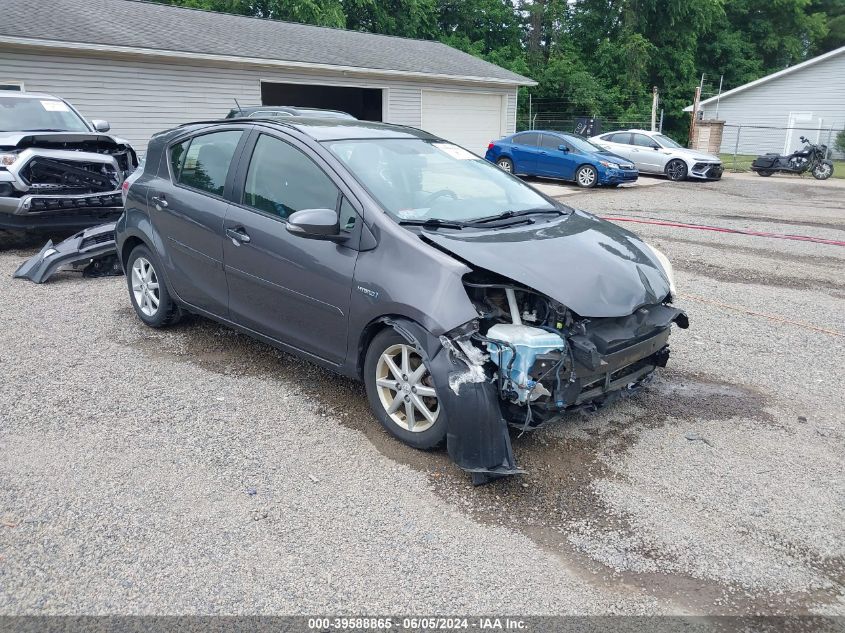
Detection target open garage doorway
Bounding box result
[261,82,383,121]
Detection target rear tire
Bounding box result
[665,159,688,181]
[496,157,514,173]
[126,244,180,328]
[757,170,774,177]
[575,165,598,188]
[364,329,447,450]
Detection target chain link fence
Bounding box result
[720,123,844,173]
[515,115,651,135]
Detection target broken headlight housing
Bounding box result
[645,243,677,297]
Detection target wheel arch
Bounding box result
[356,314,429,380]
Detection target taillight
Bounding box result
[487,143,495,150]
[121,179,130,204]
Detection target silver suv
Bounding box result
[0,92,137,232]
[590,129,722,181]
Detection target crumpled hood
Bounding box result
[0,131,125,150]
[422,210,672,318]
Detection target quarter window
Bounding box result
[171,130,242,196]
[243,134,339,220]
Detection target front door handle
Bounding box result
[226,227,251,245]
[151,195,168,209]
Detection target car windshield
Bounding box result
[0,96,90,132]
[326,138,556,223]
[654,134,683,149]
[561,134,604,154]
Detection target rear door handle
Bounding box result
[151,195,168,209]
[226,227,251,244]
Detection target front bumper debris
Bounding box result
[13,222,119,283]
[690,162,723,180]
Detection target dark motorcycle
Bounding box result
[751,136,834,180]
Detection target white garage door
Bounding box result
[421,90,504,156]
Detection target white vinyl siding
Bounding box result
[0,49,518,154]
[698,51,845,158]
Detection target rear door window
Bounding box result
[609,133,632,144]
[170,130,243,197]
[242,134,340,220]
[512,132,540,146]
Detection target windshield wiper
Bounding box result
[397,218,466,230]
[466,207,567,225]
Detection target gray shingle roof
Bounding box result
[0,0,534,85]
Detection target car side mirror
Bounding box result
[558,145,569,152]
[91,120,111,132]
[652,144,660,150]
[286,208,347,242]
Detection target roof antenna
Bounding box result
[233,97,242,110]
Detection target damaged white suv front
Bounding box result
[0,92,136,232]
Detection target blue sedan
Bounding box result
[485,130,638,188]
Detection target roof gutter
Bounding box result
[683,45,845,111]
[0,35,537,87]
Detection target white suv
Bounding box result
[590,129,722,181]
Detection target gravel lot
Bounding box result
[0,173,842,616]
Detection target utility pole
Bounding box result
[689,86,701,147]
[650,86,659,132]
[714,75,724,120]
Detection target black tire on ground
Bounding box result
[665,159,688,181]
[363,328,448,450]
[575,164,598,188]
[812,163,833,180]
[757,170,774,177]
[496,157,514,173]
[125,244,180,328]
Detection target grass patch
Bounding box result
[720,154,844,179]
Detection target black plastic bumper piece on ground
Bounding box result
[13,222,118,283]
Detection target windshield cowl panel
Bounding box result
[326,137,561,224]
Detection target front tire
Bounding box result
[126,244,180,328]
[575,165,598,188]
[665,159,688,181]
[364,329,447,450]
[496,157,514,173]
[812,162,833,180]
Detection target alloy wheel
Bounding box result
[497,158,513,173]
[375,343,439,432]
[813,163,832,180]
[666,160,687,181]
[577,166,596,187]
[131,257,160,317]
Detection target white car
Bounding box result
[589,129,723,181]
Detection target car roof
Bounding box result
[0,92,65,101]
[175,117,439,142]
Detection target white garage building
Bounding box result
[0,0,533,154]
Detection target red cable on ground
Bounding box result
[600,216,845,247]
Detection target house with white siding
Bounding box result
[685,46,845,158]
[0,0,533,155]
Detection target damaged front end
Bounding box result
[13,222,119,283]
[0,134,136,231]
[435,273,688,484]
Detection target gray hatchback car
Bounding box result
[116,118,688,484]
